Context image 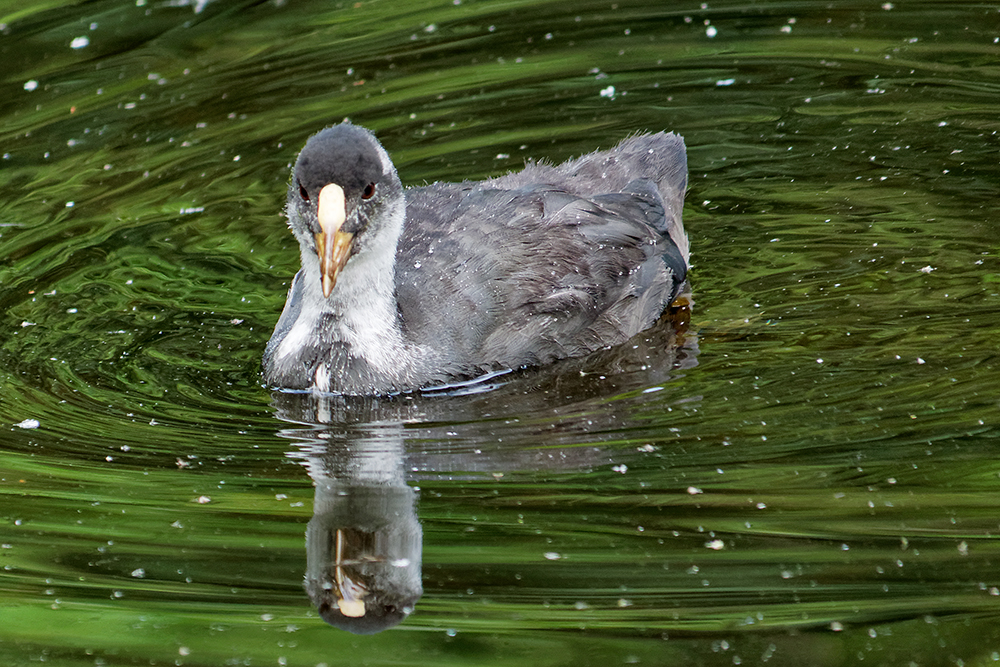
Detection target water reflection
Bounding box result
[273,309,695,633]
[300,435,422,634]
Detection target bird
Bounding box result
[263,122,689,395]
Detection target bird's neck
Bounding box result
[326,240,402,339]
[309,205,423,391]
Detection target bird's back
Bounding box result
[394,132,688,380]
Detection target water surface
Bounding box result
[2,1,999,665]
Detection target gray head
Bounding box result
[286,123,405,297]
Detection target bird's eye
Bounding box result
[361,182,376,200]
[298,182,310,201]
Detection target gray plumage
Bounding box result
[263,123,689,395]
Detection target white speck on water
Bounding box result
[612,464,628,474]
[830,621,844,631]
[65,201,75,208]
[599,85,616,98]
[705,25,717,37]
[70,36,89,49]
[958,541,969,556]
[543,551,561,560]
[15,419,40,429]
[687,486,703,495]
[716,78,735,86]
[21,321,36,327]
[919,265,934,273]
[24,80,38,91]
[391,558,411,567]
[131,568,145,578]
[642,385,663,393]
[706,539,725,550]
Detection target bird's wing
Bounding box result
[395,180,684,371]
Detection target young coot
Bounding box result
[263,123,689,395]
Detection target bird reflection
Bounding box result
[306,479,421,633]
[282,411,421,634]
[272,306,696,634]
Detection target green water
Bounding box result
[2,0,999,665]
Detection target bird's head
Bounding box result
[287,123,404,297]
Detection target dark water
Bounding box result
[2,0,999,665]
